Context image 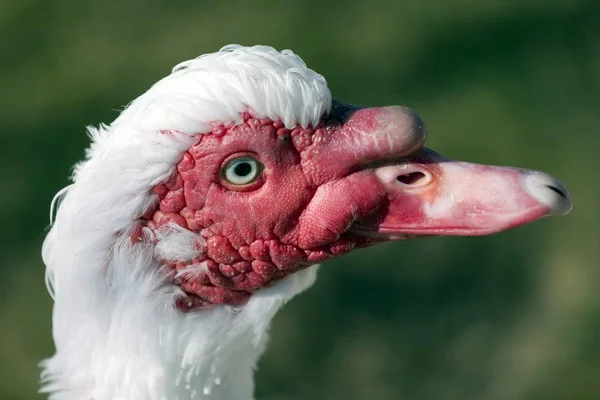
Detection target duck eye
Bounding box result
[222,157,263,185]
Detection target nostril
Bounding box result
[375,165,432,188]
[544,184,568,199]
[397,171,427,185]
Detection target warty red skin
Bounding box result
[142,104,570,309]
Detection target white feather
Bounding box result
[41,45,331,400]
[154,223,206,263]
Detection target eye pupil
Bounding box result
[234,162,252,176]
[222,156,263,187]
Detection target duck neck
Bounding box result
[41,257,318,400]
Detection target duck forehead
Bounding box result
[116,45,332,137]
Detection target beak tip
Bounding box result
[524,172,573,216]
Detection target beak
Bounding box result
[355,148,573,237]
[304,102,572,242]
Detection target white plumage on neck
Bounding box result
[41,45,330,399]
[43,234,318,400]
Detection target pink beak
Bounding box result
[323,104,573,237]
[365,148,572,236]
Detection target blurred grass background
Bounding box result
[1,0,599,399]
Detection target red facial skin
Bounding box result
[143,102,571,310]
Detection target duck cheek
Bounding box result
[283,173,386,249]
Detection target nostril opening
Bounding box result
[397,171,427,185]
[545,184,567,199]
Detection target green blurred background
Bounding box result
[1,0,599,399]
